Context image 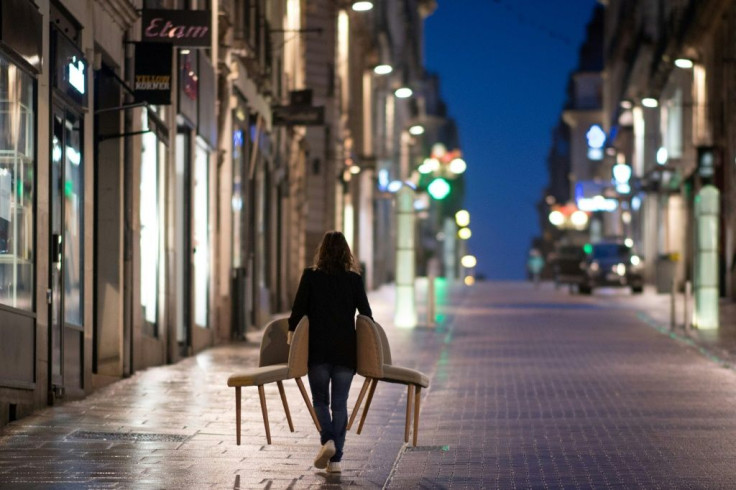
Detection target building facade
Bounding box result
[1,0,463,427]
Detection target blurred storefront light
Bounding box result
[675,58,694,69]
[458,227,472,240]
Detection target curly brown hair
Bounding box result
[313,231,360,274]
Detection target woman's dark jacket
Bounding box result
[288,268,372,370]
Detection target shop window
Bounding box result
[0,54,35,311]
[140,109,164,336]
[193,140,209,327]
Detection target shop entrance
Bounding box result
[49,103,84,401]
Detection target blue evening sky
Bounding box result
[425,0,598,279]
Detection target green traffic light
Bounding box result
[427,178,451,200]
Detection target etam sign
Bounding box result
[141,9,211,47]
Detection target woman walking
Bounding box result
[288,231,373,473]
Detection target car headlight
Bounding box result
[630,255,643,270]
[589,261,599,272]
[616,263,626,276]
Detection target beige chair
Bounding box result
[227,316,320,445]
[348,315,430,446]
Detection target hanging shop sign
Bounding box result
[0,0,43,72]
[141,9,211,47]
[134,42,173,105]
[272,105,325,126]
[272,89,325,126]
[52,29,87,106]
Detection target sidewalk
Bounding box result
[0,284,451,488]
[606,283,736,369]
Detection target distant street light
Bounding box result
[548,210,565,226]
[461,254,477,268]
[570,210,589,229]
[449,157,467,175]
[455,210,470,227]
[458,227,472,240]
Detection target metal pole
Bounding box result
[427,272,435,327]
[670,277,676,331]
[684,280,691,331]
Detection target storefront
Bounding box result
[0,0,43,426]
[49,5,89,400]
[174,48,215,356]
[0,0,42,406]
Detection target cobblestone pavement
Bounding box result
[2,281,736,488]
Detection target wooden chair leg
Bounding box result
[235,386,241,446]
[277,381,294,432]
[258,385,271,444]
[357,378,378,435]
[347,377,371,431]
[405,384,415,443]
[295,377,321,432]
[413,386,422,447]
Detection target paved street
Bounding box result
[3,281,736,488]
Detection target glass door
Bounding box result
[175,129,191,356]
[50,104,84,399]
[50,109,64,394]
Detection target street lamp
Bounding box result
[351,1,374,11]
[374,64,393,75]
[455,209,470,227]
[457,227,471,240]
[642,97,659,108]
[409,124,425,136]
[394,86,413,98]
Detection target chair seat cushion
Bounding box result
[227,364,289,387]
[381,364,429,388]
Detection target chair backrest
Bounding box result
[259,318,290,367]
[372,319,392,366]
[356,315,384,378]
[287,316,310,378]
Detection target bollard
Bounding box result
[684,280,691,331]
[670,277,677,331]
[427,273,436,327]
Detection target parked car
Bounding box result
[579,241,644,294]
[549,244,587,290]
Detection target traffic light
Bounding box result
[427,177,451,200]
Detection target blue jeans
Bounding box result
[308,363,354,462]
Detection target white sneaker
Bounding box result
[327,461,342,473]
[314,440,336,469]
